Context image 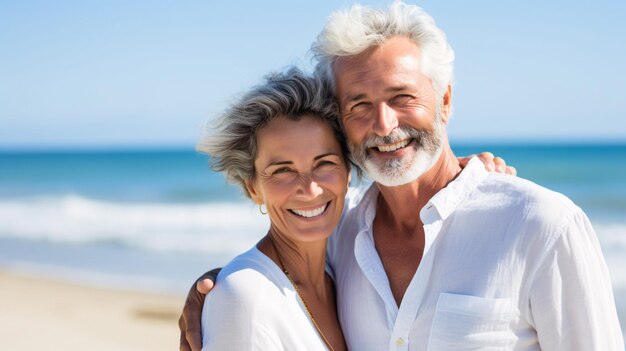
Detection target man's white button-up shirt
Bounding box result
[327,157,623,350]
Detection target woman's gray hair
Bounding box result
[197,67,349,198]
[311,1,455,96]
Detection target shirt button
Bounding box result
[396,338,405,346]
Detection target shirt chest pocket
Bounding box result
[427,293,517,351]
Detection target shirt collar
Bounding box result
[424,156,488,221]
[357,156,488,230]
[357,182,379,232]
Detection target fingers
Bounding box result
[457,154,475,169]
[468,152,516,176]
[179,282,206,351]
[184,288,205,351]
[475,152,495,171]
[195,268,221,294]
[182,318,203,351]
[179,314,193,351]
[479,151,494,159]
[196,279,214,294]
[493,156,506,173]
[506,166,517,176]
[179,268,221,351]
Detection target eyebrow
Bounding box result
[384,85,410,93]
[343,93,367,105]
[266,160,293,168]
[314,152,340,160]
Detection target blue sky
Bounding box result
[1,0,625,149]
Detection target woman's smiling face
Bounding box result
[246,115,350,243]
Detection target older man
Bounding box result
[181,2,623,350]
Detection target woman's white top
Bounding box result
[201,246,328,350]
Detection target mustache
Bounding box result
[362,126,436,148]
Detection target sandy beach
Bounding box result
[0,270,184,351]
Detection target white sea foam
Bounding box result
[0,195,268,256]
[594,223,626,289]
[1,195,625,289]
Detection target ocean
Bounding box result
[1,144,625,317]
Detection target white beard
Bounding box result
[349,115,443,187]
[362,139,442,187]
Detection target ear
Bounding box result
[440,84,452,124]
[245,179,263,205]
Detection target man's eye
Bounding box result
[391,94,413,104]
[351,101,369,111]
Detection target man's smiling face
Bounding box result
[333,37,451,186]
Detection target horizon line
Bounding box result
[2,139,626,154]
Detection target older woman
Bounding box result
[198,68,348,350]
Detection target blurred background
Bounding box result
[1,1,625,349]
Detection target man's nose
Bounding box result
[372,103,398,137]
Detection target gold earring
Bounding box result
[259,204,267,215]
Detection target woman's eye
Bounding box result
[272,167,292,175]
[317,160,335,167]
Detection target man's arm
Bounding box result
[529,209,623,350]
[179,269,220,351]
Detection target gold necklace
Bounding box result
[269,237,335,351]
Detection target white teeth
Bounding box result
[291,204,327,218]
[377,139,409,152]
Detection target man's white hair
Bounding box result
[311,1,455,96]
